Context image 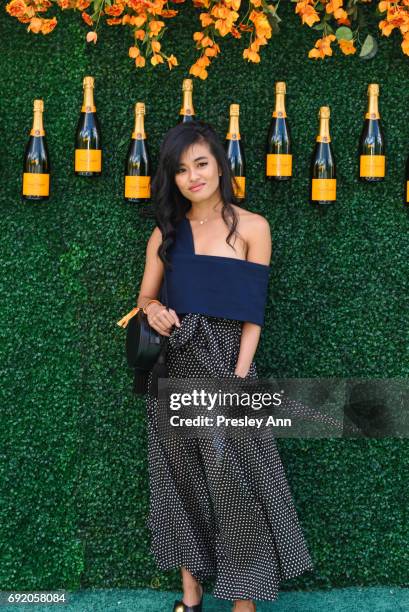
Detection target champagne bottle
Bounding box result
[75,76,102,176]
[124,102,151,204]
[310,106,336,205]
[22,99,50,201]
[225,103,246,200]
[179,79,195,123]
[266,81,292,181]
[359,83,385,182]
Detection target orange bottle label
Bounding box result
[75,149,102,172]
[266,154,292,177]
[360,155,385,178]
[233,176,245,199]
[22,172,49,196]
[125,175,151,199]
[311,178,336,201]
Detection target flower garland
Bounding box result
[5,0,409,79]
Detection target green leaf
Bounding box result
[359,34,378,60]
[313,23,325,31]
[335,26,353,41]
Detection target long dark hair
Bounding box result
[150,120,242,268]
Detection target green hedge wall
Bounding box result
[1,1,408,597]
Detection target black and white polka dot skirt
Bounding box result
[145,313,314,602]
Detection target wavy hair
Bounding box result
[150,120,242,269]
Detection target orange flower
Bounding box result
[225,0,240,9]
[150,53,164,65]
[148,20,165,37]
[33,0,52,12]
[189,61,208,79]
[200,12,213,27]
[338,38,356,54]
[6,0,28,18]
[81,11,93,26]
[308,34,336,59]
[211,5,232,19]
[250,10,272,39]
[201,35,213,46]
[76,0,90,10]
[40,16,57,33]
[325,0,348,20]
[161,9,178,17]
[193,31,204,41]
[128,46,140,58]
[166,54,178,69]
[107,17,122,25]
[197,54,210,66]
[86,30,98,43]
[295,0,320,27]
[214,19,231,35]
[134,29,145,40]
[135,55,146,67]
[151,39,161,52]
[379,6,409,37]
[205,45,218,56]
[104,2,124,16]
[131,15,147,27]
[378,1,394,12]
[337,16,351,26]
[243,47,260,62]
[250,0,262,5]
[58,0,75,8]
[28,17,43,33]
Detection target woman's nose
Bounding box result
[188,167,200,181]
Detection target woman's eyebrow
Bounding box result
[178,156,208,166]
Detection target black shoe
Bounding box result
[173,585,203,612]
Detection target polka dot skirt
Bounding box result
[144,313,315,602]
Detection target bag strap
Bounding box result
[163,265,169,309]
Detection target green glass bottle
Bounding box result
[266,81,292,181]
[22,99,50,201]
[75,76,102,176]
[124,102,151,204]
[225,104,246,200]
[310,106,336,205]
[358,83,385,182]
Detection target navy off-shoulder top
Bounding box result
[159,217,271,326]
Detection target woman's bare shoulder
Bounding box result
[148,225,163,245]
[231,205,271,238]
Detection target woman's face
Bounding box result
[174,140,222,203]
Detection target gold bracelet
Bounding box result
[142,299,163,315]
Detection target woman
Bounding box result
[136,121,314,611]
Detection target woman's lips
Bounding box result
[189,183,205,192]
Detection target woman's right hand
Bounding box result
[146,302,181,337]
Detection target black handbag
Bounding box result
[117,274,169,396]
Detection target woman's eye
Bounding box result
[199,162,207,167]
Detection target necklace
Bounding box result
[187,215,209,225]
